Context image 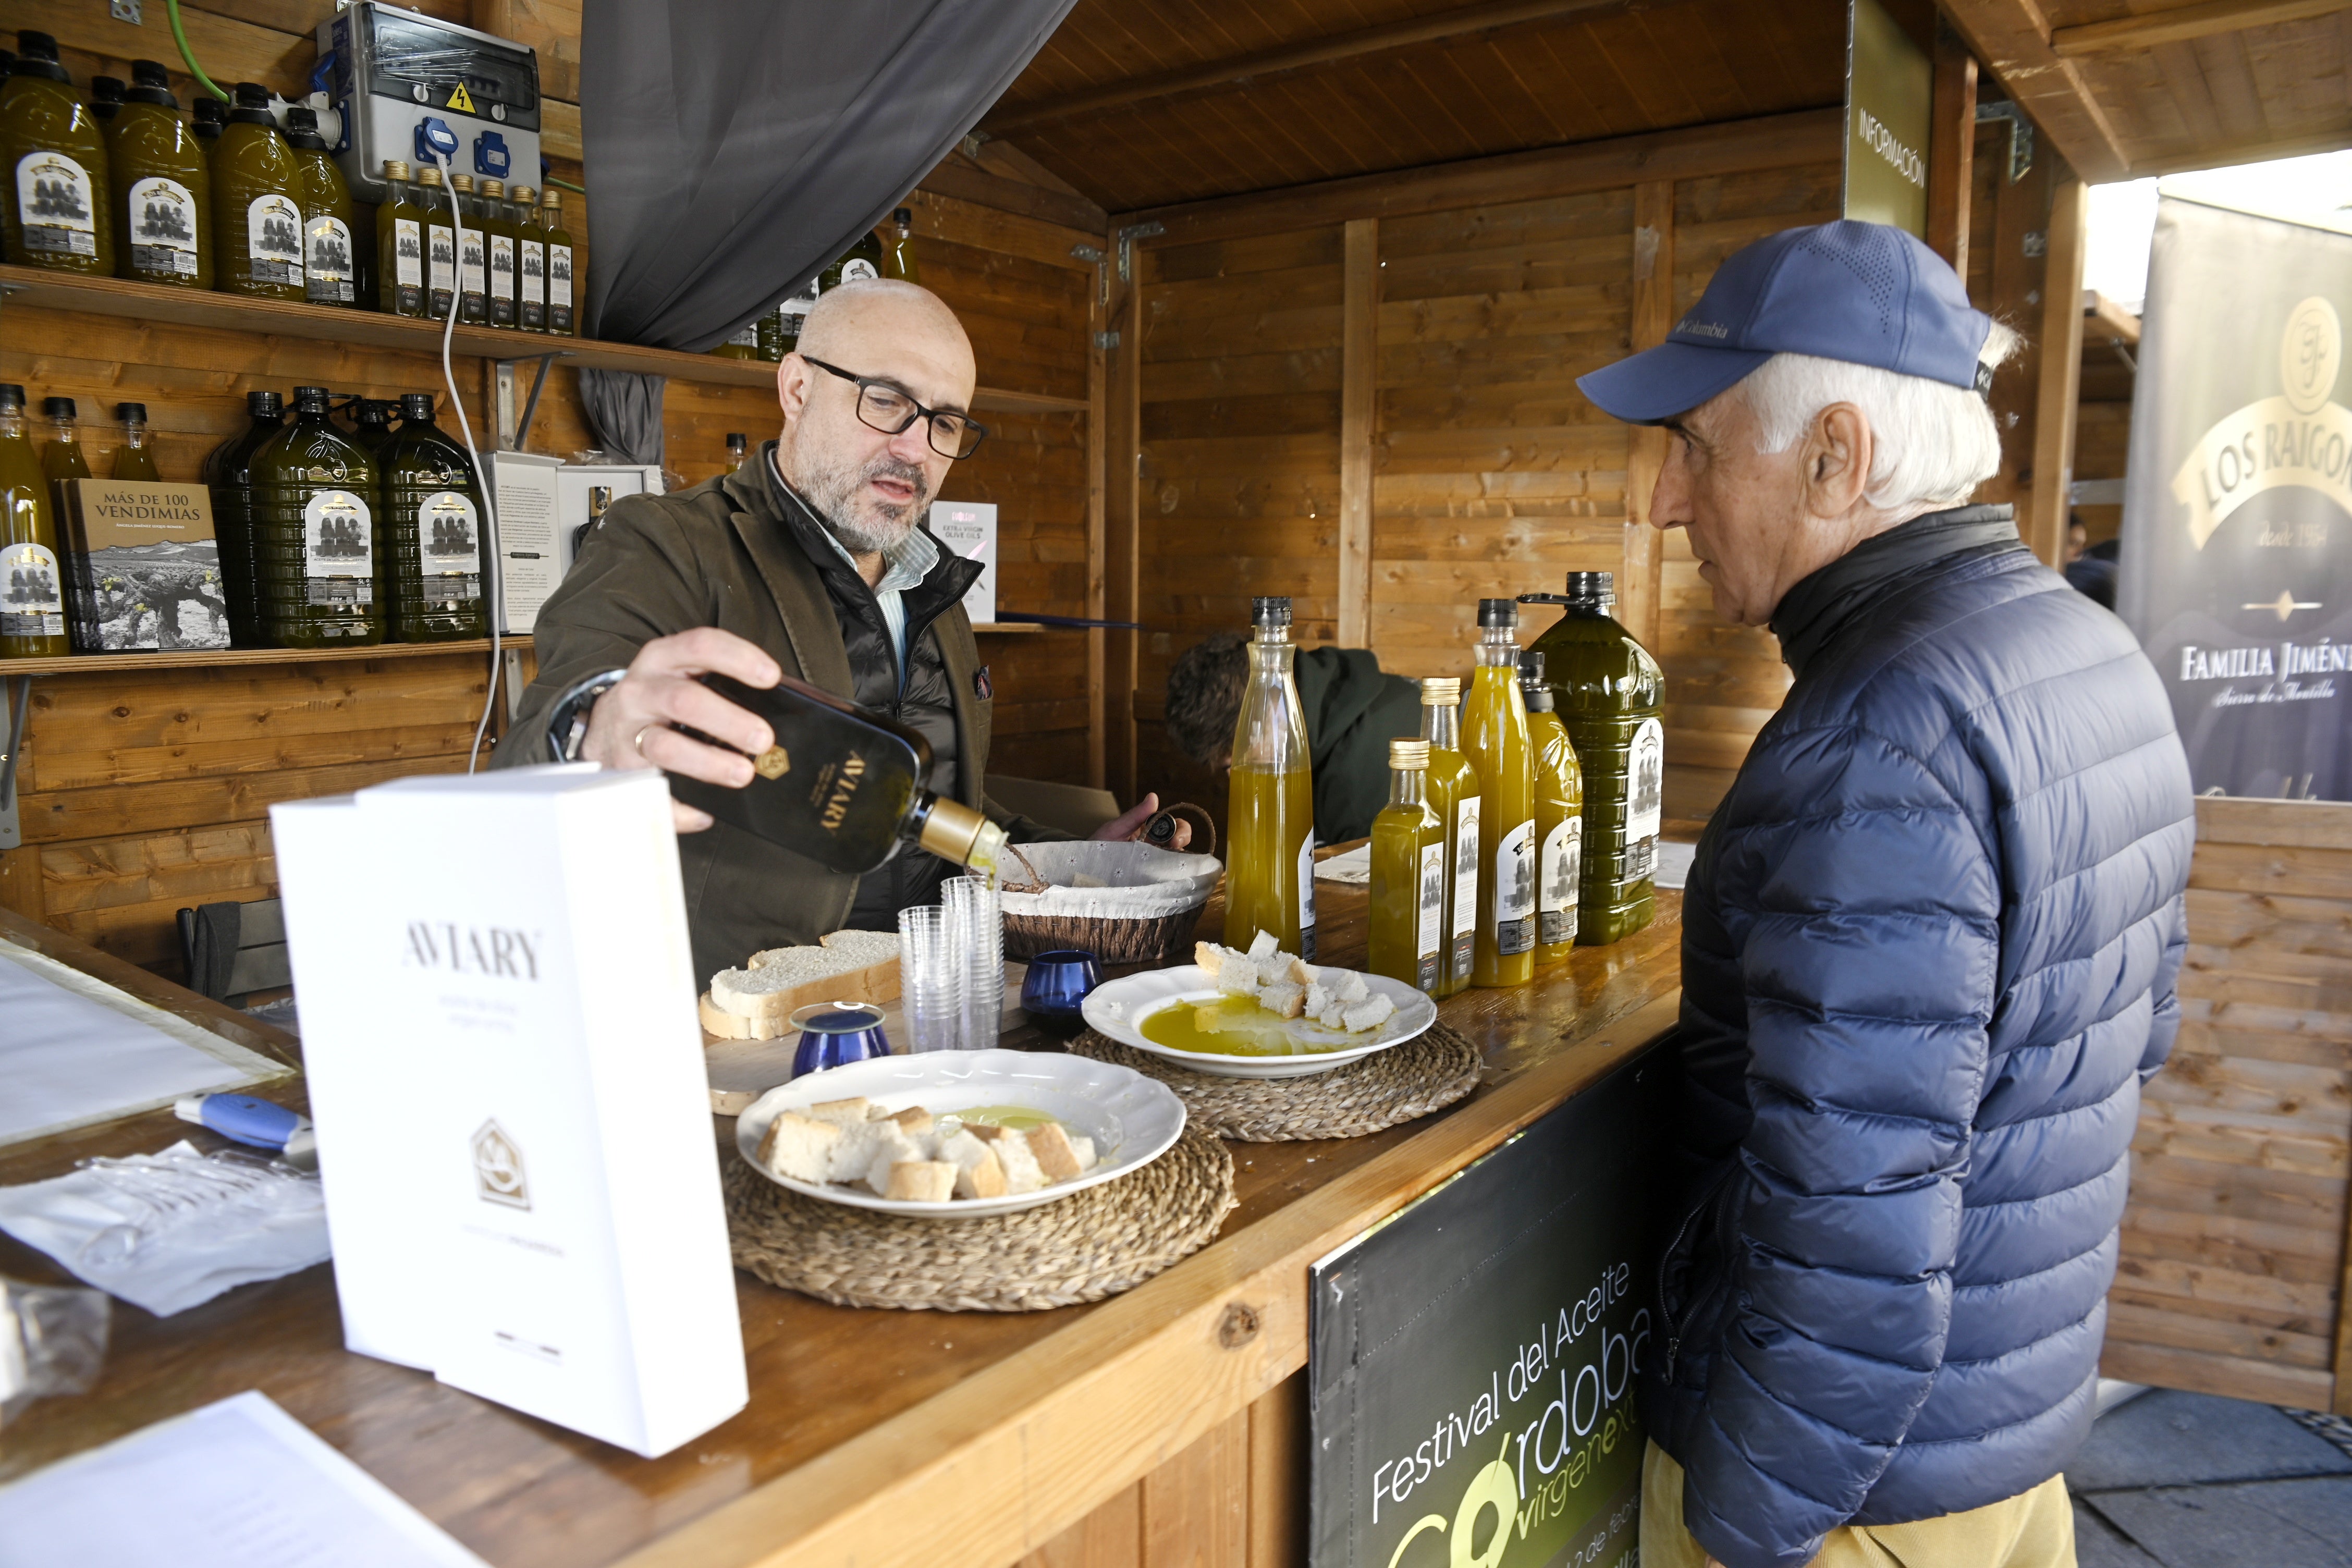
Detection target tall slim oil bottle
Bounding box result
[376,160,425,316]
[1523,571,1664,945]
[379,393,484,642]
[110,60,208,288]
[1519,650,1584,965]
[480,177,518,328]
[511,183,545,332]
[1418,677,1479,999]
[449,173,487,324]
[540,187,575,336]
[250,384,381,648]
[1461,599,1534,987]
[111,401,158,479]
[38,396,90,512]
[202,388,282,645]
[210,82,303,300]
[885,207,921,283]
[1369,738,1447,994]
[3,32,115,275]
[417,165,455,320]
[282,107,355,307]
[0,384,69,659]
[1223,595,1316,959]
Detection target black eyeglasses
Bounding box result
[800,356,987,460]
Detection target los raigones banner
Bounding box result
[2121,198,2352,798]
[1309,1052,1669,1568]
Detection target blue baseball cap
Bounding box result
[1578,220,1995,424]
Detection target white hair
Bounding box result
[1739,321,2025,516]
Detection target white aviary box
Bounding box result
[272,766,746,1457]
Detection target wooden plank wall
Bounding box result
[2103,799,2352,1414]
[0,2,1104,977]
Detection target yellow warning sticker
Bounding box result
[446,82,476,114]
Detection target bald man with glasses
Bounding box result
[505,279,1183,981]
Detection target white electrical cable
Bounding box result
[427,149,505,773]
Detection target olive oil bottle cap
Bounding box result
[1563,570,1615,606]
[384,158,412,182]
[284,105,329,150]
[913,795,1010,876]
[481,178,505,198]
[115,402,146,423]
[0,385,23,413]
[193,97,226,134]
[400,393,436,420]
[42,397,75,420]
[1419,676,1461,704]
[451,173,475,193]
[90,76,125,116]
[417,165,444,187]
[1250,595,1292,628]
[125,60,176,108]
[1516,651,1556,710]
[1477,597,1520,628]
[1389,739,1431,770]
[541,188,562,210]
[247,389,283,416]
[291,386,332,414]
[12,32,68,81]
[510,185,534,204]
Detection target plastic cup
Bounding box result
[897,904,960,1054]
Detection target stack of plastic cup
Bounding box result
[896,904,960,1054]
[942,875,1003,1051]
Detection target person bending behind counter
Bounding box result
[504,279,1186,982]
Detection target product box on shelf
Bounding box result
[484,454,663,633]
[929,499,996,624]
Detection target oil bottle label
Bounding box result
[427,220,456,300]
[1540,816,1582,946]
[305,215,354,303]
[1493,818,1535,954]
[780,279,818,327]
[126,176,200,275]
[302,489,373,604]
[459,227,486,298]
[1,541,65,637]
[726,322,758,348]
[394,217,424,286]
[490,231,516,304]
[420,492,481,597]
[1627,716,1665,848]
[16,152,96,257]
[520,238,545,326]
[1450,795,1480,981]
[245,194,304,285]
[1415,841,1445,991]
[1296,829,1317,961]
[840,257,879,284]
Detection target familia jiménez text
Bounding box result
[1370,1259,1647,1526]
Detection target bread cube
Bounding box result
[938,1130,1008,1199]
[1215,957,1262,997]
[1194,940,1227,974]
[883,1105,935,1140]
[1333,971,1370,1005]
[861,1128,925,1193]
[755,1111,842,1183]
[1026,1121,1087,1183]
[960,1120,1011,1142]
[1067,1134,1097,1172]
[806,1097,870,1126]
[1302,982,1331,1016]
[1340,994,1396,1033]
[881,1160,957,1202]
[1247,930,1280,959]
[1259,982,1306,1019]
[994,1130,1048,1194]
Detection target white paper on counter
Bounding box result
[1312,843,1372,885]
[0,940,288,1149]
[1653,839,1699,891]
[0,1389,487,1568]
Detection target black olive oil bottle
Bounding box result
[202,388,283,645]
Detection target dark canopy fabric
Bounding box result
[579,0,1077,351]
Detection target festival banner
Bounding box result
[2120,198,2352,799]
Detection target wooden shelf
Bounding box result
[0,267,1089,416]
[0,636,530,677]
[972,621,1045,633]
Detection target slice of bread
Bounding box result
[819,929,901,963]
[711,962,835,1023]
[699,992,788,1039]
[1026,1122,1085,1184]
[881,1160,957,1202]
[755,1112,841,1183]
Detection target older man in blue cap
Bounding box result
[1579,221,2194,1568]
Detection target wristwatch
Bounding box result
[544,668,630,763]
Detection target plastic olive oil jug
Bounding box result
[3,32,114,275]
[1519,650,1584,965]
[250,385,381,648]
[1460,599,1534,988]
[210,82,304,301]
[109,60,208,288]
[1523,571,1664,944]
[379,394,486,643]
[1417,676,1479,998]
[1223,595,1316,959]
[283,106,357,307]
[202,389,284,646]
[1369,738,1447,994]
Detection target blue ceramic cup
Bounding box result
[790,1001,891,1077]
[1020,950,1100,1040]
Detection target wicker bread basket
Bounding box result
[1000,809,1219,964]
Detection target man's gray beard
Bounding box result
[800,450,931,556]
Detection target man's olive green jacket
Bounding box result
[496,460,1051,983]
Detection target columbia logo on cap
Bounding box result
[1677,318,1731,339]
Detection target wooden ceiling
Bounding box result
[985,0,2352,217]
[982,0,1851,214]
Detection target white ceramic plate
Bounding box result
[734,1048,1186,1219]
[1081,964,1438,1079]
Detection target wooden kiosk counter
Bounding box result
[0,882,1685,1568]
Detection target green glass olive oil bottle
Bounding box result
[210,83,304,300]
[449,173,487,323]
[1223,596,1316,960]
[0,383,70,659]
[202,388,284,646]
[1461,599,1534,989]
[540,186,575,336]
[416,165,455,319]
[1417,676,1479,999]
[112,401,159,479]
[480,177,519,327]
[376,159,425,316]
[1523,571,1664,945]
[885,206,921,283]
[250,384,381,647]
[379,393,485,642]
[1368,738,1447,995]
[109,60,209,288]
[3,31,116,275]
[1518,650,1584,966]
[511,183,545,332]
[282,106,356,308]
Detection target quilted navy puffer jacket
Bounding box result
[1647,507,2194,1568]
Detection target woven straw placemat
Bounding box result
[726,1124,1235,1312]
[1069,1022,1484,1142]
